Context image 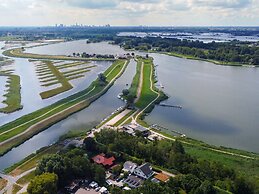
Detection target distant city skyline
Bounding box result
[0,0,258,26]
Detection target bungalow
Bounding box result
[134,163,154,179]
[92,153,115,168]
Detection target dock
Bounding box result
[151,124,186,137]
[158,103,182,109]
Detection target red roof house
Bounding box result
[92,153,115,167]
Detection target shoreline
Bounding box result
[0,60,129,156]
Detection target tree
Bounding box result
[233,177,254,194]
[172,140,185,154]
[126,93,135,104]
[36,154,66,186]
[122,89,129,96]
[98,73,107,86]
[83,137,97,152]
[195,180,216,194]
[27,173,58,194]
[93,164,106,185]
[179,174,201,193]
[111,164,122,176]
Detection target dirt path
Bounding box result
[104,109,132,127]
[134,61,160,121]
[135,61,144,103]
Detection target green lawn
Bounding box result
[128,59,142,97]
[135,58,158,109]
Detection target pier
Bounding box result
[151,124,186,137]
[158,103,182,109]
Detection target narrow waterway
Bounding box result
[0,59,136,170]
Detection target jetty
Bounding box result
[151,124,186,137]
[158,103,182,109]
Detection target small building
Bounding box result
[123,161,138,173]
[123,124,150,137]
[92,153,115,167]
[154,172,170,183]
[134,163,154,179]
[124,175,144,188]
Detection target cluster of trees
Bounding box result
[98,73,107,86]
[93,129,256,194]
[29,129,257,194]
[91,36,259,65]
[71,52,115,59]
[28,148,106,194]
[27,173,58,194]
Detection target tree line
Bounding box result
[90,36,259,65]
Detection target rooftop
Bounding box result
[92,153,115,167]
[138,163,153,177]
[154,172,170,182]
[124,175,144,188]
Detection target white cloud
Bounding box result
[0,0,258,26]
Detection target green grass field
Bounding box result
[0,74,22,113]
[135,58,158,109]
[128,59,142,98]
[39,61,73,99]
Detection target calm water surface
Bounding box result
[0,40,259,170]
[146,53,259,153]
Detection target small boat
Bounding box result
[160,83,164,88]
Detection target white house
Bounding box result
[134,163,154,179]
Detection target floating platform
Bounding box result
[158,103,182,109]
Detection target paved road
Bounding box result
[0,167,36,194]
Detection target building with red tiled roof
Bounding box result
[92,153,115,167]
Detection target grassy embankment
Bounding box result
[0,60,128,156]
[3,48,115,62]
[134,57,168,120]
[0,74,22,113]
[38,61,73,99]
[110,57,167,126]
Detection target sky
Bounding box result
[0,0,258,26]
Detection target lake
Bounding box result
[0,40,258,170]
